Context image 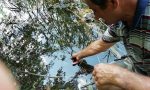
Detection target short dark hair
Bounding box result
[90,0,108,9]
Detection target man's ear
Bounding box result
[108,0,119,9]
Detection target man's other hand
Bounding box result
[92,64,126,90]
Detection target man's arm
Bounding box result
[121,69,150,90]
[72,39,115,61]
[93,64,150,90]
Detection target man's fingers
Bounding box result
[92,69,96,76]
[94,81,99,88]
[72,61,79,66]
[71,57,77,62]
[92,71,98,83]
[92,64,101,82]
[92,64,103,76]
[71,55,79,66]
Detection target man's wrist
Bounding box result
[77,51,85,59]
[115,68,146,90]
[115,68,131,89]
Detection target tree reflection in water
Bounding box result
[0,0,118,90]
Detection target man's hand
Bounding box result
[72,53,82,65]
[92,64,126,90]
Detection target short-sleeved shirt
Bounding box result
[102,0,150,75]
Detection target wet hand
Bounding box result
[92,64,126,89]
[71,53,82,66]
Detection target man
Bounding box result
[72,0,150,90]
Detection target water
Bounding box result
[0,0,127,89]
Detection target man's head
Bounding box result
[90,0,108,9]
[85,0,124,25]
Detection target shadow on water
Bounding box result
[0,0,126,90]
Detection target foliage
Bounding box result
[0,0,94,89]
